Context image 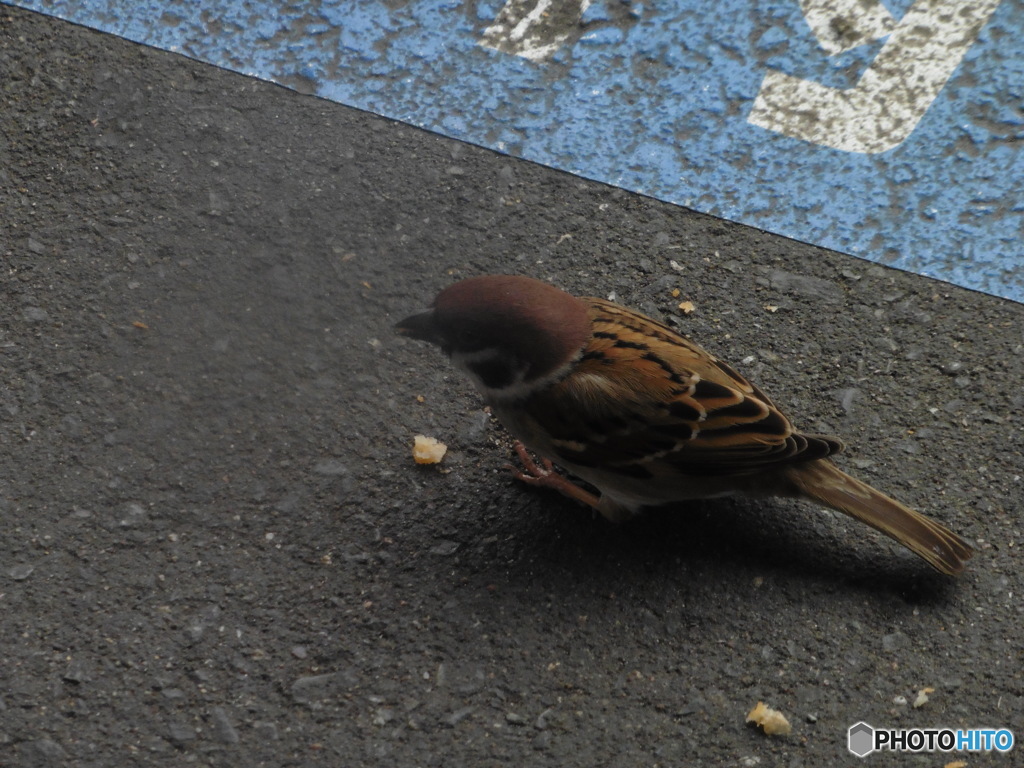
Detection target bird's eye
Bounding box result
[455,329,485,351]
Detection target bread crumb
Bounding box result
[412,435,447,464]
[746,701,791,736]
[912,687,935,708]
[677,300,696,314]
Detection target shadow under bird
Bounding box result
[396,274,973,576]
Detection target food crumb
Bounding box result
[912,687,935,709]
[412,435,447,464]
[746,701,791,736]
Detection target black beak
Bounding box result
[394,309,443,345]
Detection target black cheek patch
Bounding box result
[468,358,518,389]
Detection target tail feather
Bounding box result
[786,461,974,576]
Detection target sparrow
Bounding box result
[396,274,973,576]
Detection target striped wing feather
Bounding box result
[525,298,842,476]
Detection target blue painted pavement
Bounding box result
[9,0,1023,302]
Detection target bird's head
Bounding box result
[396,275,591,400]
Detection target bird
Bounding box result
[395,274,973,576]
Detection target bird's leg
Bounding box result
[506,441,600,509]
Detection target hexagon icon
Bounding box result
[848,722,875,757]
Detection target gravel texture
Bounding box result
[1,6,1022,767]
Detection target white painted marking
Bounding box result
[480,0,592,62]
[799,0,896,55]
[749,0,1003,154]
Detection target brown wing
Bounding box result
[523,298,841,476]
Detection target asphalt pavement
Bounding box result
[1,6,1021,767]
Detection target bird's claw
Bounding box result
[506,441,556,483]
[506,441,600,509]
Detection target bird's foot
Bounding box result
[506,441,600,510]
